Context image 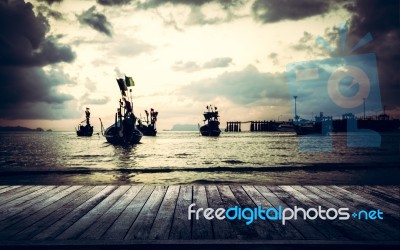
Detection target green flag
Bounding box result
[125,76,135,87]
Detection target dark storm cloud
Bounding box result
[0,67,78,119]
[284,0,399,118]
[252,0,332,23]
[36,4,63,20]
[0,0,77,120]
[344,0,399,114]
[0,1,74,66]
[37,0,63,5]
[179,65,288,105]
[97,0,132,6]
[77,6,113,37]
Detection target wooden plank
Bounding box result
[277,186,346,240]
[357,185,400,204]
[168,186,192,240]
[313,186,398,240]
[125,186,168,240]
[148,186,180,240]
[205,185,236,239]
[257,186,325,240]
[80,185,143,240]
[0,186,72,233]
[342,186,400,213]
[320,185,399,219]
[9,186,94,240]
[0,186,20,195]
[226,185,274,240]
[56,185,130,240]
[281,186,351,240]
[0,186,78,239]
[102,186,155,240]
[190,185,213,240]
[0,186,56,221]
[297,185,392,240]
[242,185,304,240]
[0,186,41,206]
[32,186,116,241]
[369,186,400,200]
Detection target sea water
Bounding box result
[0,131,398,185]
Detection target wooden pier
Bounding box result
[225,121,283,132]
[0,185,399,249]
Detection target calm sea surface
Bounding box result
[0,131,399,185]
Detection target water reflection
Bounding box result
[0,131,398,184]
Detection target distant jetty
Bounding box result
[0,126,49,132]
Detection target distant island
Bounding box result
[170,124,199,131]
[0,126,50,132]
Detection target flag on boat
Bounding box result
[125,76,135,87]
[116,78,127,96]
[117,78,127,91]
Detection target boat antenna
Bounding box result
[99,118,105,136]
[130,88,133,112]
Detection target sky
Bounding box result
[0,0,399,131]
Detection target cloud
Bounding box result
[344,0,400,115]
[172,57,233,72]
[36,4,63,20]
[172,61,201,72]
[185,5,235,26]
[114,37,155,57]
[203,57,232,68]
[0,0,77,120]
[77,6,113,37]
[137,0,212,9]
[79,93,110,106]
[151,2,245,30]
[252,0,332,23]
[137,0,245,9]
[36,0,63,5]
[97,0,132,6]
[0,67,78,119]
[178,65,289,105]
[0,2,74,66]
[268,52,279,65]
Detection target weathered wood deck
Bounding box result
[0,185,399,248]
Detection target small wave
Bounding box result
[70,155,105,159]
[0,163,398,176]
[221,160,245,164]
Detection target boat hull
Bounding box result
[137,124,157,136]
[104,125,142,145]
[200,125,221,136]
[76,125,93,137]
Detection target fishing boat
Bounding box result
[199,105,221,136]
[101,76,142,145]
[76,108,93,136]
[137,108,158,136]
